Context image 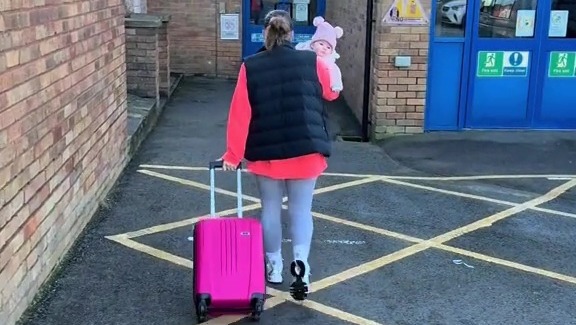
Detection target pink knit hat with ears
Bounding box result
[310,16,344,49]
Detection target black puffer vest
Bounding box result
[243,44,331,162]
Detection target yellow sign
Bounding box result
[382,0,429,25]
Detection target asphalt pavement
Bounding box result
[17,77,576,325]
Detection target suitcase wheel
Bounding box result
[250,295,265,321]
[196,298,209,323]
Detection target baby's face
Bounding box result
[311,40,333,57]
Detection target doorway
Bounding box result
[241,0,326,58]
[465,0,576,129]
[425,0,576,131]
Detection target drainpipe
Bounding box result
[361,0,374,142]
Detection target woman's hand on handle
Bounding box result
[222,160,238,171]
[218,156,239,171]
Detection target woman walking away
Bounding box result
[219,9,340,301]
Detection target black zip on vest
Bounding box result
[243,44,331,162]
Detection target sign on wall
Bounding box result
[548,52,576,77]
[476,51,530,77]
[382,0,429,26]
[220,14,239,40]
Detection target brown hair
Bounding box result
[263,10,293,49]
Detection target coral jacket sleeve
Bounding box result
[222,64,251,166]
[316,57,341,101]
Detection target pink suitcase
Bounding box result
[193,161,266,323]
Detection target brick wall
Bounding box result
[0,0,128,324]
[371,0,431,138]
[125,18,161,101]
[326,0,368,123]
[147,0,242,77]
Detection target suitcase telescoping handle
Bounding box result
[209,160,243,218]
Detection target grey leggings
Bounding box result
[255,175,317,260]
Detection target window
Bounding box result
[478,0,537,38]
[435,0,468,37]
[549,0,576,38]
[250,0,318,26]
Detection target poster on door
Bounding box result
[515,10,535,37]
[548,11,569,37]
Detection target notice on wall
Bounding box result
[477,51,530,77]
[220,14,239,40]
[515,10,535,37]
[548,11,569,37]
[548,52,576,77]
[293,0,310,22]
[382,0,429,26]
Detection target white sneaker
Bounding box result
[289,259,310,301]
[266,257,283,284]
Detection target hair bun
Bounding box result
[269,16,290,34]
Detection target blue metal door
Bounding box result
[532,1,576,128]
[242,0,326,59]
[465,0,544,128]
[466,0,576,129]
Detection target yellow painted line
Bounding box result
[139,168,379,202]
[321,172,377,178]
[429,179,576,243]
[296,299,383,325]
[138,168,381,214]
[310,209,576,287]
[114,203,263,238]
[138,164,576,180]
[310,211,423,243]
[139,167,576,223]
[201,296,286,325]
[313,176,382,195]
[266,287,383,325]
[312,179,576,292]
[389,174,576,181]
[139,164,209,171]
[106,236,289,323]
[435,243,576,285]
[312,242,431,292]
[106,236,194,268]
[532,206,576,219]
[137,169,262,202]
[139,166,576,222]
[381,177,576,220]
[106,236,378,325]
[380,177,519,206]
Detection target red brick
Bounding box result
[0,1,128,324]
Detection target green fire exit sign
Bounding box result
[548,52,576,77]
[477,51,529,77]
